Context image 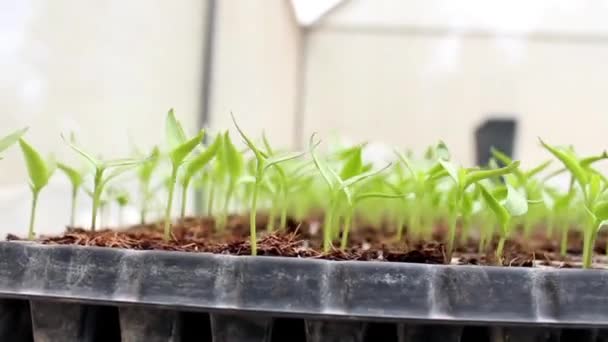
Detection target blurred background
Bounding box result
[1,0,607,234]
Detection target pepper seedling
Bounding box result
[433,142,520,262]
[19,138,56,240]
[310,134,393,252]
[216,131,244,230]
[163,109,205,240]
[231,113,305,255]
[57,162,85,227]
[179,133,221,218]
[478,181,528,262]
[135,146,160,224]
[61,135,143,231]
[540,139,608,268]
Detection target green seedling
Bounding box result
[310,134,392,252]
[135,146,160,224]
[231,114,305,255]
[163,109,204,240]
[110,187,130,225]
[57,163,85,226]
[179,134,221,218]
[540,139,608,268]
[19,139,56,240]
[216,131,244,230]
[62,134,143,231]
[433,142,520,262]
[478,182,528,262]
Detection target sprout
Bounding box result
[136,146,160,224]
[179,134,221,218]
[19,138,56,240]
[57,163,85,227]
[309,134,392,252]
[540,139,608,268]
[109,187,130,225]
[216,131,244,230]
[478,182,528,262]
[231,113,305,255]
[163,109,204,240]
[432,142,520,262]
[61,134,143,231]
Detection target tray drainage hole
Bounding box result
[561,328,598,342]
[0,298,33,342]
[461,326,491,342]
[180,312,212,342]
[271,318,306,342]
[364,322,398,342]
[82,305,121,342]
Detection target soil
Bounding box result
[9,214,608,268]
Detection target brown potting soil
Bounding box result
[9,215,608,268]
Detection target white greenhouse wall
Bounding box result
[302,0,608,168]
[0,0,207,235]
[209,0,302,148]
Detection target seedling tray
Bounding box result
[2,241,608,341]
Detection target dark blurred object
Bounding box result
[475,118,517,166]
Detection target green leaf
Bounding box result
[581,151,608,168]
[101,164,138,189]
[490,147,513,165]
[593,200,608,222]
[264,151,306,171]
[262,132,275,156]
[0,127,28,155]
[184,136,221,179]
[539,138,588,189]
[340,163,392,189]
[588,173,602,204]
[19,139,52,191]
[169,130,204,166]
[438,159,459,184]
[138,146,160,183]
[478,183,511,234]
[464,161,520,189]
[339,146,363,180]
[165,108,187,149]
[525,160,552,179]
[57,162,83,187]
[504,184,528,217]
[354,192,405,204]
[394,150,416,176]
[223,132,244,179]
[61,133,99,167]
[231,112,264,162]
[310,134,337,189]
[105,157,145,168]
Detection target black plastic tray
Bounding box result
[1,241,608,341]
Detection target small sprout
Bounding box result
[310,134,392,252]
[164,109,204,240]
[136,146,160,224]
[231,113,305,255]
[57,162,85,227]
[109,187,130,225]
[19,138,56,240]
[61,134,143,231]
[180,134,221,218]
[478,182,528,262]
[433,142,520,262]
